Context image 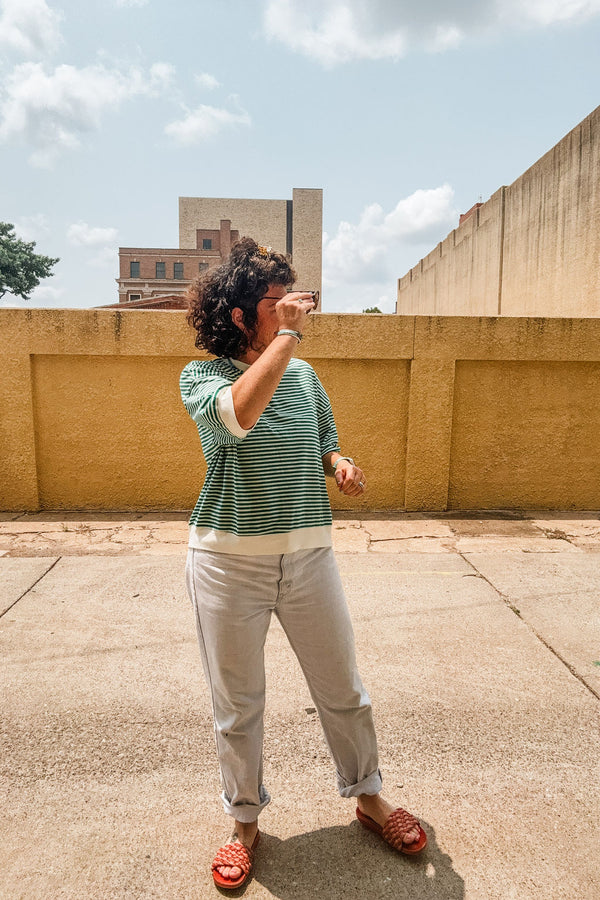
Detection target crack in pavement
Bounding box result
[537,526,576,545]
[457,550,600,702]
[0,557,62,620]
[361,523,373,550]
[369,535,452,542]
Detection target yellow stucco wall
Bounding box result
[1,309,599,512]
[450,360,600,508]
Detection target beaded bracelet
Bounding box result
[277,329,303,343]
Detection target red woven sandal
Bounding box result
[211,831,260,890]
[356,806,427,855]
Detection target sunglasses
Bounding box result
[262,290,319,303]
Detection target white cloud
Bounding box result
[195,72,220,90]
[505,0,600,25]
[0,280,64,308]
[264,1,407,65]
[88,246,118,268]
[0,0,62,57]
[146,61,175,87]
[323,185,457,311]
[67,221,118,269]
[13,213,50,242]
[32,283,63,300]
[114,0,149,6]
[67,221,118,246]
[0,60,174,166]
[263,0,600,64]
[165,103,250,146]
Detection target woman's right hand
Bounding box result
[275,292,316,331]
[230,290,316,429]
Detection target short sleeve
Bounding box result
[314,375,340,456]
[180,362,247,444]
[217,386,252,439]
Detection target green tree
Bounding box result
[362,306,382,314]
[0,222,59,300]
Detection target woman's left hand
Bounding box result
[334,461,366,497]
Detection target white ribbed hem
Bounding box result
[188,524,333,555]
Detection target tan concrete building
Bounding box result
[397,105,600,316]
[117,188,322,305]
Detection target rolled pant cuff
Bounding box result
[337,767,383,799]
[221,786,271,822]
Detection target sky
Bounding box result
[1,0,599,313]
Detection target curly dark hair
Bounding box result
[186,237,296,357]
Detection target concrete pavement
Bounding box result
[1,512,599,899]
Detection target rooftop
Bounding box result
[2,510,599,898]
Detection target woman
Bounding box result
[181,238,426,890]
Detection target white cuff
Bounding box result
[217,386,252,438]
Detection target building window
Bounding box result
[199,262,209,272]
[155,261,166,278]
[202,239,212,250]
[130,261,140,278]
[129,294,141,302]
[174,262,184,279]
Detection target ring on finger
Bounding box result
[359,481,365,489]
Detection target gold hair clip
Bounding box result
[257,245,272,257]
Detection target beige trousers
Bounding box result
[185,546,382,822]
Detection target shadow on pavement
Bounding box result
[250,820,463,900]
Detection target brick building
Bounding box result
[117,220,239,306]
[116,188,322,307]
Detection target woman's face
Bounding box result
[236,283,287,362]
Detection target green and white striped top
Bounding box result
[180,356,340,555]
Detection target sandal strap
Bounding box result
[382,807,420,851]
[211,841,253,876]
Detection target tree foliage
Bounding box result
[362,306,383,314]
[0,222,59,300]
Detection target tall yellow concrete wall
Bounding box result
[398,191,504,316]
[2,309,600,512]
[398,105,600,317]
